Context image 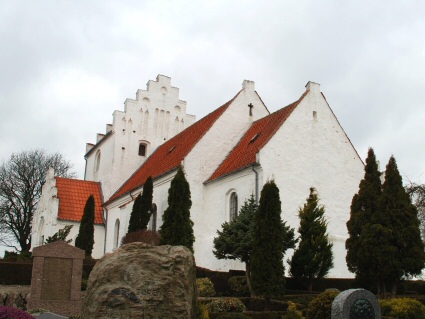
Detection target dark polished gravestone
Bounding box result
[27,241,85,317]
[331,289,381,319]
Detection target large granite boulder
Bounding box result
[81,243,196,319]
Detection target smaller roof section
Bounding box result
[55,177,104,224]
[207,91,308,182]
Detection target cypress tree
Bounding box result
[250,181,295,309]
[127,193,143,233]
[140,176,154,230]
[346,148,382,285]
[75,195,95,257]
[213,195,257,296]
[159,167,194,252]
[375,156,425,296]
[289,188,333,292]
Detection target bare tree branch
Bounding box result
[0,149,76,252]
[406,181,425,242]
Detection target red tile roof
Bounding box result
[206,91,308,182]
[107,92,241,203]
[55,177,104,224]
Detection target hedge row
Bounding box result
[3,259,425,298]
[0,260,98,285]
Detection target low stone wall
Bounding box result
[0,285,31,310]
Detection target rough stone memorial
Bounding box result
[81,242,196,319]
[27,241,84,316]
[331,289,381,319]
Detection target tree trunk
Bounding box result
[245,262,255,297]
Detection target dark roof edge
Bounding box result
[84,130,114,158]
[105,166,180,206]
[205,163,260,185]
[321,92,364,166]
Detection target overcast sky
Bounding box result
[1,1,425,183]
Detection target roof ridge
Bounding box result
[206,90,308,183]
[106,90,242,204]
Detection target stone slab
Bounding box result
[36,312,69,319]
[81,243,196,319]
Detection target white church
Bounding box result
[32,74,364,278]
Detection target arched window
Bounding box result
[94,150,101,173]
[139,143,147,156]
[113,219,120,250]
[230,192,238,220]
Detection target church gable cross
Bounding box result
[248,103,254,116]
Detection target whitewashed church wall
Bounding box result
[200,168,263,271]
[104,171,176,253]
[183,81,269,270]
[85,135,116,199]
[258,83,364,278]
[85,75,195,201]
[51,220,104,259]
[31,169,60,249]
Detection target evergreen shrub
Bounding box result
[228,276,250,297]
[379,298,425,319]
[306,289,339,319]
[207,298,246,313]
[197,278,216,297]
[284,301,304,319]
[0,306,36,319]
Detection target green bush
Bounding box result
[207,298,246,313]
[306,289,339,319]
[197,278,216,297]
[228,276,250,297]
[379,298,425,319]
[284,301,304,319]
[196,301,210,319]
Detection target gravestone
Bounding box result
[81,242,196,319]
[27,241,84,316]
[36,312,69,319]
[331,289,381,319]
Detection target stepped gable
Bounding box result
[55,177,104,224]
[206,91,308,182]
[107,92,241,204]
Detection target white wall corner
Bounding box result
[156,74,171,85]
[305,81,321,93]
[242,80,255,91]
